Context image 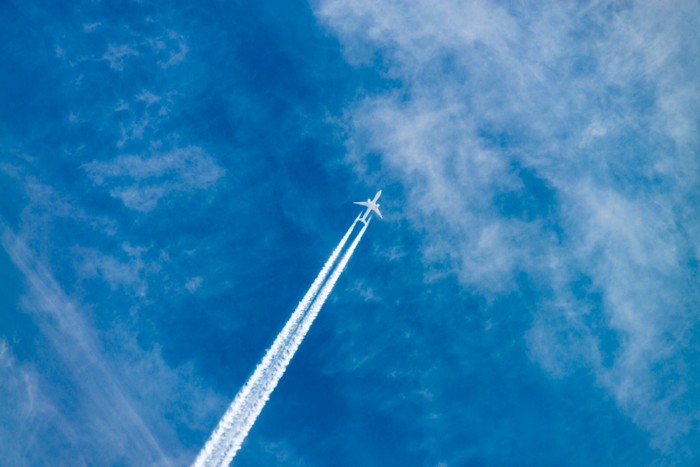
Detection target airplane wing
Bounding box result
[354,201,370,207]
[373,208,383,219]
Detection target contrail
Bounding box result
[194,219,368,466]
[279,220,369,389]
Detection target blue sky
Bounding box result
[1,1,700,465]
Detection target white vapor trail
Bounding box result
[194,219,369,466]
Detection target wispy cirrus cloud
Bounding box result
[2,228,172,465]
[74,243,148,295]
[0,173,225,464]
[83,146,224,212]
[99,28,189,72]
[102,44,139,71]
[0,340,41,460]
[316,0,700,454]
[1,2,341,465]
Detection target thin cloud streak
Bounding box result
[1,227,172,466]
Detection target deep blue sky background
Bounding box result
[2,1,700,465]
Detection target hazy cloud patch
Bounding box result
[102,44,139,71]
[83,146,225,212]
[185,276,203,293]
[317,0,700,450]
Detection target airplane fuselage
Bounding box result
[354,190,383,224]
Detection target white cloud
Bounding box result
[1,226,224,465]
[137,90,162,105]
[185,276,203,293]
[0,340,44,464]
[83,146,225,212]
[74,244,148,296]
[0,152,228,464]
[83,22,101,33]
[316,0,700,450]
[102,44,139,71]
[1,8,222,465]
[152,31,190,68]
[2,230,171,463]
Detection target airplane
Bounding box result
[354,190,383,224]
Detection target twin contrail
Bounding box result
[194,217,371,467]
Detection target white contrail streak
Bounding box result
[193,219,366,467]
[278,219,369,389]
